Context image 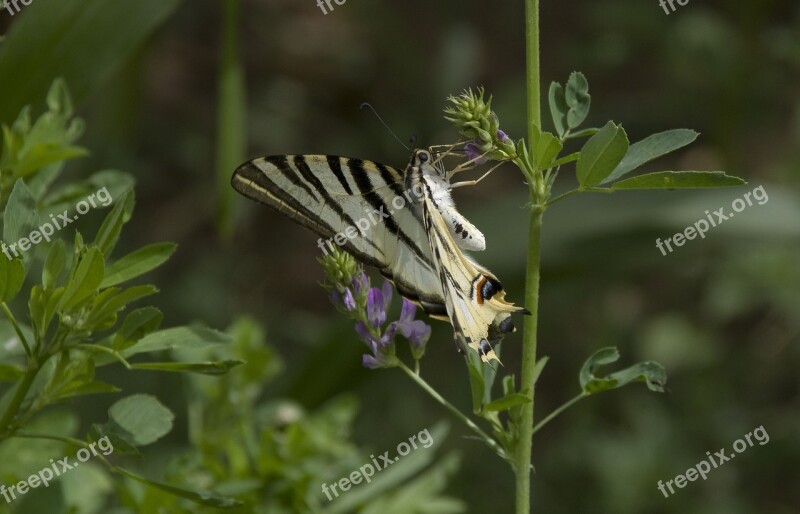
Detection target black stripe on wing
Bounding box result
[265,155,319,202]
[293,155,362,230]
[376,162,406,198]
[348,158,435,269]
[327,155,354,195]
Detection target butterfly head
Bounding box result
[411,149,448,181]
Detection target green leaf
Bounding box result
[100,242,176,288]
[46,77,74,115]
[112,466,242,508]
[113,307,163,351]
[121,326,232,358]
[0,257,25,302]
[576,121,629,188]
[89,424,142,457]
[109,394,174,446]
[59,247,104,310]
[0,363,24,382]
[14,146,88,178]
[3,179,38,265]
[483,393,531,412]
[130,360,243,376]
[502,374,516,396]
[52,380,121,400]
[42,239,67,289]
[548,152,580,169]
[84,285,158,330]
[467,358,485,415]
[532,356,549,386]
[611,171,745,190]
[93,191,134,258]
[40,169,135,221]
[564,127,600,139]
[530,126,563,170]
[0,0,183,122]
[565,72,591,129]
[580,347,667,394]
[548,82,568,136]
[602,129,699,184]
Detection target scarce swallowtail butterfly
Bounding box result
[231,148,528,363]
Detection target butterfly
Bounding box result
[231,148,528,362]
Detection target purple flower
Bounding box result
[464,141,487,165]
[352,271,369,297]
[366,280,393,328]
[342,288,357,311]
[357,321,398,369]
[395,299,431,349]
[497,129,510,142]
[354,320,373,345]
[330,289,342,308]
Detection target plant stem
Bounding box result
[515,206,543,514]
[531,393,586,435]
[516,0,542,512]
[216,0,246,239]
[397,362,506,460]
[525,0,541,135]
[0,362,40,437]
[545,188,581,207]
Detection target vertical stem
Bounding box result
[525,0,542,135]
[515,207,542,514]
[216,0,247,239]
[0,363,40,437]
[516,0,542,512]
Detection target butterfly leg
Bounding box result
[449,161,505,189]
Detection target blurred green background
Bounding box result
[0,0,798,512]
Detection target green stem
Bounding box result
[545,187,615,208]
[13,430,88,448]
[515,206,543,514]
[397,362,506,460]
[516,0,542,512]
[545,188,581,207]
[531,393,586,435]
[0,362,41,437]
[1,302,31,357]
[77,344,132,368]
[216,0,246,239]
[525,0,541,135]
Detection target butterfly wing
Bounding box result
[420,177,527,362]
[232,155,447,316]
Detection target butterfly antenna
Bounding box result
[359,102,411,152]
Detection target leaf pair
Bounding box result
[546,72,745,192]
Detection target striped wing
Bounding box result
[420,178,527,363]
[231,155,447,316]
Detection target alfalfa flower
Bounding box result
[319,247,432,369]
[445,87,518,161]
